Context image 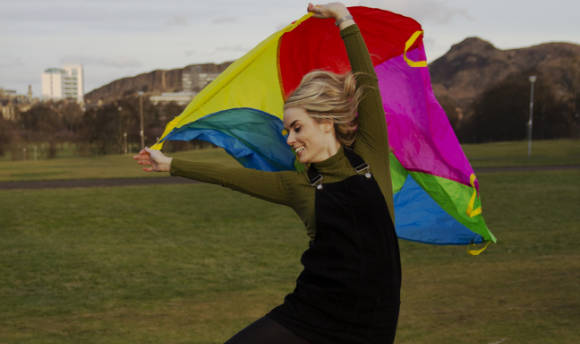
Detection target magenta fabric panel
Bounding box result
[375,47,476,188]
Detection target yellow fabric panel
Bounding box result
[152,14,312,150]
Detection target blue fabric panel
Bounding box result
[394,175,484,245]
[161,108,295,172]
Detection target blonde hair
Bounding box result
[284,70,364,146]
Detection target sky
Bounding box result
[1,0,579,95]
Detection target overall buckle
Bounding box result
[354,163,372,179]
[310,175,324,190]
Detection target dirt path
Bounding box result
[1,165,579,190]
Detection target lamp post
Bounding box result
[117,105,128,154]
[138,91,145,148]
[527,75,537,157]
[123,132,128,155]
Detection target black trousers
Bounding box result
[225,316,311,344]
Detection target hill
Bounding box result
[84,62,232,105]
[84,37,580,121]
[430,37,580,112]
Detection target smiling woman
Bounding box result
[133,2,401,343]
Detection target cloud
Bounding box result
[212,45,250,54]
[60,56,143,68]
[211,16,238,24]
[184,50,198,57]
[165,15,189,27]
[0,56,24,68]
[356,0,472,24]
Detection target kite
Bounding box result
[151,7,497,252]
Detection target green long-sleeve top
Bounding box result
[170,24,394,239]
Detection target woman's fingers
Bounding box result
[307,3,327,17]
[133,148,154,173]
[307,2,348,19]
[137,159,152,166]
[132,149,149,161]
[133,147,169,173]
[133,153,150,164]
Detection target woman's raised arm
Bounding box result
[309,3,389,154]
[310,2,395,220]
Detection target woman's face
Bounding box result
[283,107,335,164]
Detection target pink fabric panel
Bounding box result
[376,47,476,188]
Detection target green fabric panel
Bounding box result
[410,172,497,242]
[389,152,408,194]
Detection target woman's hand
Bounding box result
[133,147,172,172]
[307,2,351,22]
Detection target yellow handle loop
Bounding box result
[404,31,428,68]
[466,174,482,218]
[468,241,491,256]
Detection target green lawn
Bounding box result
[463,139,580,168]
[0,148,240,182]
[1,140,579,343]
[1,139,579,182]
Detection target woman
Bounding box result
[134,3,400,343]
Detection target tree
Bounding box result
[79,104,124,155]
[17,103,62,158]
[0,118,15,157]
[459,71,573,143]
[78,95,165,155]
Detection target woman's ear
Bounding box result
[319,118,334,133]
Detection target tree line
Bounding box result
[440,71,579,143]
[1,74,578,160]
[0,96,205,160]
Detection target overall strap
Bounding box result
[307,147,372,190]
[343,147,372,178]
[307,164,324,190]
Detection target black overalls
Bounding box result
[268,148,402,344]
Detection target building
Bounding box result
[182,66,220,92]
[182,66,200,92]
[0,87,36,120]
[198,72,219,89]
[150,91,197,106]
[150,67,204,105]
[41,64,84,103]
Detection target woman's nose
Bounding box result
[286,131,295,146]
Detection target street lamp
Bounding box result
[138,91,145,148]
[118,105,127,154]
[527,75,537,157]
[123,132,128,155]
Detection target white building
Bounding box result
[150,91,197,106]
[41,64,84,103]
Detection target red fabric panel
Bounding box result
[278,6,422,98]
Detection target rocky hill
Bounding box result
[84,62,232,105]
[429,37,580,112]
[85,38,579,116]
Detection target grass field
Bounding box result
[1,139,579,182]
[1,139,579,343]
[0,148,240,182]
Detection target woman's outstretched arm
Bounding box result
[133,148,295,206]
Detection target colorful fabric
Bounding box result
[152,7,496,247]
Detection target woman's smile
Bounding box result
[295,146,305,155]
